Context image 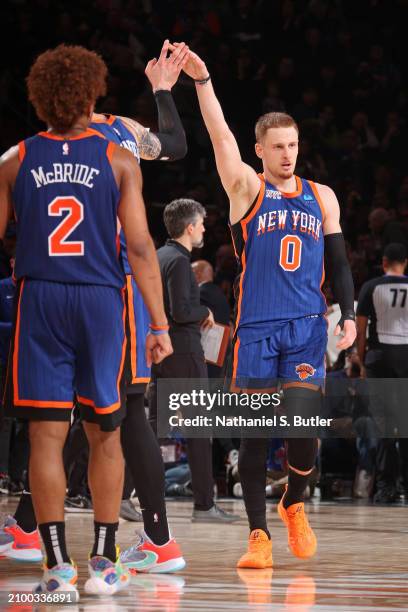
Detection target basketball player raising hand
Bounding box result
[178,46,356,568]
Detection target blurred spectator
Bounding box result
[262,79,285,114]
[351,112,379,151]
[191,259,231,378]
[320,349,377,500]
[293,87,320,122]
[214,244,237,305]
[368,208,408,271]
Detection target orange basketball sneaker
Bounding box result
[277,488,317,559]
[236,529,273,569]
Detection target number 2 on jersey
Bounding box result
[48,196,84,256]
[279,235,302,271]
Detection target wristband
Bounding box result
[337,309,356,330]
[149,328,169,336]
[194,74,211,85]
[149,323,169,331]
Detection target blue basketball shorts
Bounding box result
[230,315,327,391]
[4,279,127,431]
[124,275,151,394]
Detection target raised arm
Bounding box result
[177,48,260,224]
[112,146,172,364]
[118,40,189,161]
[317,183,356,349]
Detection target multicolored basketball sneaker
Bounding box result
[34,561,79,600]
[278,488,317,559]
[120,531,185,574]
[0,516,43,562]
[85,547,130,595]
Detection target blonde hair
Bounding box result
[255,112,299,142]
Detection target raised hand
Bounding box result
[169,43,209,81]
[145,39,189,92]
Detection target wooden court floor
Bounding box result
[0,496,407,611]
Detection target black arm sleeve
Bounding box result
[153,90,187,161]
[324,232,355,327]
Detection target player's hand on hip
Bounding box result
[145,39,189,92]
[334,319,357,350]
[170,44,209,81]
[146,332,173,366]
[201,309,215,330]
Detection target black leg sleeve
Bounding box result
[284,387,319,508]
[238,438,270,537]
[121,393,170,545]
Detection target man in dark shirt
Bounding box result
[192,259,231,377]
[192,259,239,480]
[149,199,239,522]
[357,243,408,503]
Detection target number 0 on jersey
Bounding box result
[279,235,302,272]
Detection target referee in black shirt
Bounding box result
[149,199,239,522]
[357,243,408,503]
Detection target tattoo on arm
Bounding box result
[138,130,162,160]
[118,115,162,160]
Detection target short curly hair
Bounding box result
[27,44,107,133]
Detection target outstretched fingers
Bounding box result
[158,39,170,63]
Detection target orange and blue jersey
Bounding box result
[231,175,326,344]
[91,114,151,384]
[6,129,127,427]
[13,129,123,289]
[229,175,327,389]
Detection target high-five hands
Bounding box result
[145,40,190,92]
[168,42,209,81]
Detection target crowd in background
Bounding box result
[1,0,408,501]
[2,0,408,294]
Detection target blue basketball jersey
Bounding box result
[90,115,140,276]
[13,129,123,289]
[90,114,151,383]
[231,175,326,344]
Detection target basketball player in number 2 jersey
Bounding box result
[180,48,356,568]
[0,44,172,597]
[0,40,188,576]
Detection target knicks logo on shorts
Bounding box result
[295,363,316,380]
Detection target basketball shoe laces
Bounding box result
[288,506,310,541]
[248,531,269,553]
